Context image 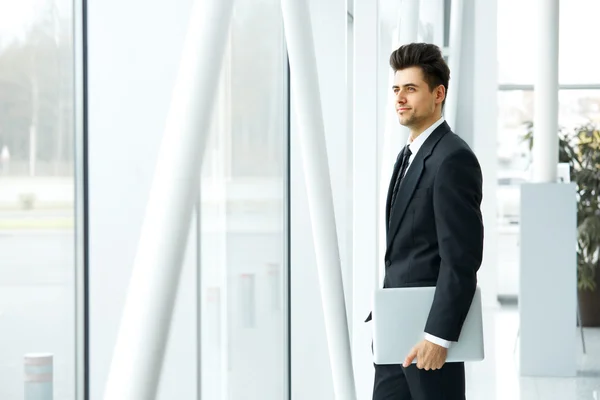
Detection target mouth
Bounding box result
[397,108,410,113]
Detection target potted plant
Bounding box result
[523,122,600,326]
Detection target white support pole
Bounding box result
[445,0,464,129]
[399,0,419,42]
[532,0,559,183]
[281,1,357,399]
[102,0,235,398]
[471,0,500,308]
[352,0,380,398]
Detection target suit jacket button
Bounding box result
[385,261,391,267]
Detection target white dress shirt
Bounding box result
[402,116,452,349]
[403,116,445,177]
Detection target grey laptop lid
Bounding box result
[372,286,484,365]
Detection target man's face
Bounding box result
[392,66,444,130]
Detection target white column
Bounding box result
[532,0,559,182]
[470,0,499,309]
[464,0,499,395]
[444,0,464,129]
[352,1,379,398]
[399,0,419,41]
[102,0,234,398]
[281,1,357,399]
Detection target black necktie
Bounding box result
[390,145,412,208]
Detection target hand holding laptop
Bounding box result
[372,286,484,365]
[403,339,448,370]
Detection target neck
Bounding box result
[409,113,442,141]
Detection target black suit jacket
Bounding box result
[367,121,484,342]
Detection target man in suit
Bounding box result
[369,43,484,399]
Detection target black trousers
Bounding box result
[372,362,466,400]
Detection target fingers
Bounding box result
[403,346,418,368]
[412,342,447,370]
[415,352,442,370]
[416,359,442,371]
[405,342,445,370]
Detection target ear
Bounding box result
[436,85,446,105]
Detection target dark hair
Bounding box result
[389,43,450,108]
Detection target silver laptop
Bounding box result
[372,286,484,365]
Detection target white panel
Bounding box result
[519,183,577,377]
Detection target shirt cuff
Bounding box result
[424,332,452,348]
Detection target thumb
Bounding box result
[403,346,418,368]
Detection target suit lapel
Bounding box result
[386,122,451,249]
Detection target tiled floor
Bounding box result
[466,305,600,399]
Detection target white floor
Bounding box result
[466,305,600,400]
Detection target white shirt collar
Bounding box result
[407,116,445,156]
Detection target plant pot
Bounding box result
[578,274,600,327]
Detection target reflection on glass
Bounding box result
[0,0,76,399]
[200,0,287,399]
[496,89,600,296]
[497,89,600,181]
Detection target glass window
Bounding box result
[200,0,288,398]
[0,0,78,398]
[497,89,600,181]
[496,0,600,297]
[496,89,600,298]
[498,0,600,85]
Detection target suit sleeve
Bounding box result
[424,149,484,341]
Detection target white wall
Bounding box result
[290,0,349,398]
[87,0,198,398]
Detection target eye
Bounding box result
[408,87,416,92]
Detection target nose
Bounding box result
[395,90,406,104]
[396,93,406,105]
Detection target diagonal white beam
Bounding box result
[281,0,357,398]
[102,0,235,398]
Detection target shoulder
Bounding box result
[437,131,476,157]
[434,132,482,175]
[427,130,478,162]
